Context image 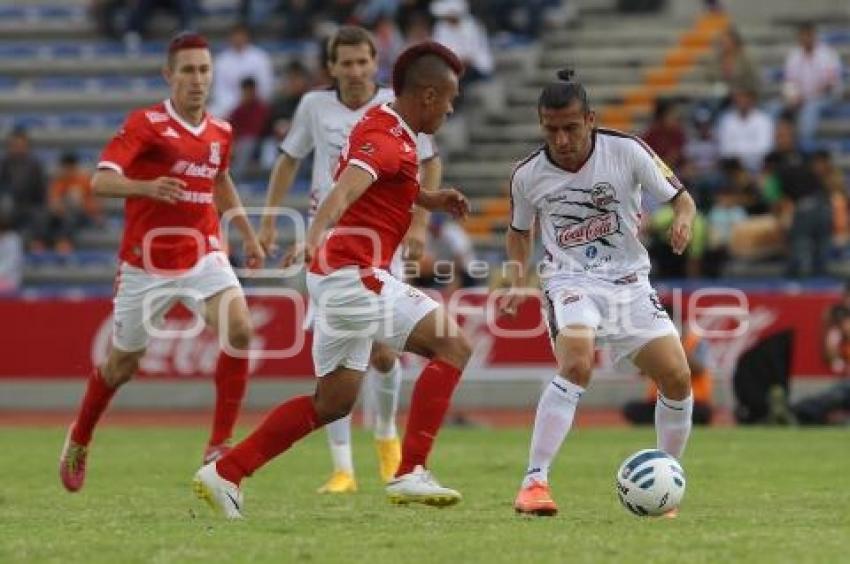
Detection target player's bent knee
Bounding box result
[658,367,692,400]
[370,346,396,373]
[436,335,471,369]
[313,396,356,424]
[227,320,253,351]
[561,357,593,387]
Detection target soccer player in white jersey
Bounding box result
[500,70,697,517]
[258,26,441,494]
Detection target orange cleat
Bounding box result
[59,424,88,492]
[514,479,558,516]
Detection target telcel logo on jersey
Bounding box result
[557,212,619,248]
[170,160,219,179]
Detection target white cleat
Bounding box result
[386,465,462,507]
[192,463,244,519]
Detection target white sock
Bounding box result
[372,360,401,440]
[523,375,584,488]
[655,392,693,459]
[325,414,354,474]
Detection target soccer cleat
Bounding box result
[193,462,244,519]
[203,443,232,465]
[375,437,401,483]
[317,470,358,494]
[514,479,558,516]
[386,465,462,507]
[59,424,88,493]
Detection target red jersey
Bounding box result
[310,104,420,274]
[98,99,232,272]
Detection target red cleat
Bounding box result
[203,444,232,464]
[59,424,88,492]
[514,479,558,516]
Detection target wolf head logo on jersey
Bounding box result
[209,142,221,165]
[591,182,617,208]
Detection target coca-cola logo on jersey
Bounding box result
[170,160,218,179]
[556,212,619,248]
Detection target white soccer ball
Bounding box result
[616,449,686,517]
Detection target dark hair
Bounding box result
[327,25,377,64]
[285,60,309,76]
[392,41,464,96]
[653,98,678,121]
[798,20,816,33]
[240,77,257,90]
[538,68,590,113]
[167,31,209,67]
[59,151,78,166]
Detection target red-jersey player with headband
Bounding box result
[193,41,472,518]
[59,32,265,493]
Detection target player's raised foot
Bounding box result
[193,462,244,519]
[317,470,358,494]
[386,465,462,507]
[59,424,88,493]
[662,507,679,519]
[375,437,401,483]
[203,443,232,464]
[514,479,558,517]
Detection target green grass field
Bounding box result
[1,425,848,563]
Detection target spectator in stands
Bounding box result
[354,0,402,24]
[47,151,101,254]
[623,319,714,425]
[0,212,23,294]
[0,128,49,251]
[124,0,195,48]
[261,60,313,168]
[480,0,568,38]
[90,0,125,39]
[373,15,405,84]
[229,77,271,179]
[790,286,850,424]
[647,204,707,279]
[684,105,720,181]
[719,157,766,215]
[717,87,774,172]
[706,27,761,104]
[782,22,844,151]
[402,10,432,45]
[763,117,831,278]
[431,0,493,85]
[811,150,850,250]
[414,214,478,292]
[642,98,687,171]
[704,184,747,277]
[210,24,274,118]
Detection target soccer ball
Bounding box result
[616,449,686,517]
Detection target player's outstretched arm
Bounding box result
[214,171,264,269]
[304,164,375,261]
[91,169,186,202]
[499,226,534,317]
[404,156,442,259]
[258,152,302,256]
[416,186,469,218]
[668,190,696,256]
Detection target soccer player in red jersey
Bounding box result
[193,42,470,518]
[59,32,265,492]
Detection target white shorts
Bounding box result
[541,277,678,366]
[306,266,439,377]
[112,251,241,352]
[303,247,405,330]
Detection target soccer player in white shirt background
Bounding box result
[258,26,442,494]
[499,69,698,517]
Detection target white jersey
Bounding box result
[510,128,684,287]
[280,86,437,217]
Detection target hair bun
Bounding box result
[556,68,575,82]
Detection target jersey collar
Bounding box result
[379,103,417,141]
[164,99,208,137]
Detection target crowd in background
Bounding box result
[643,21,846,280]
[1,1,849,292]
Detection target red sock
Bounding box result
[71,367,117,446]
[396,358,462,477]
[209,353,249,446]
[216,395,319,485]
